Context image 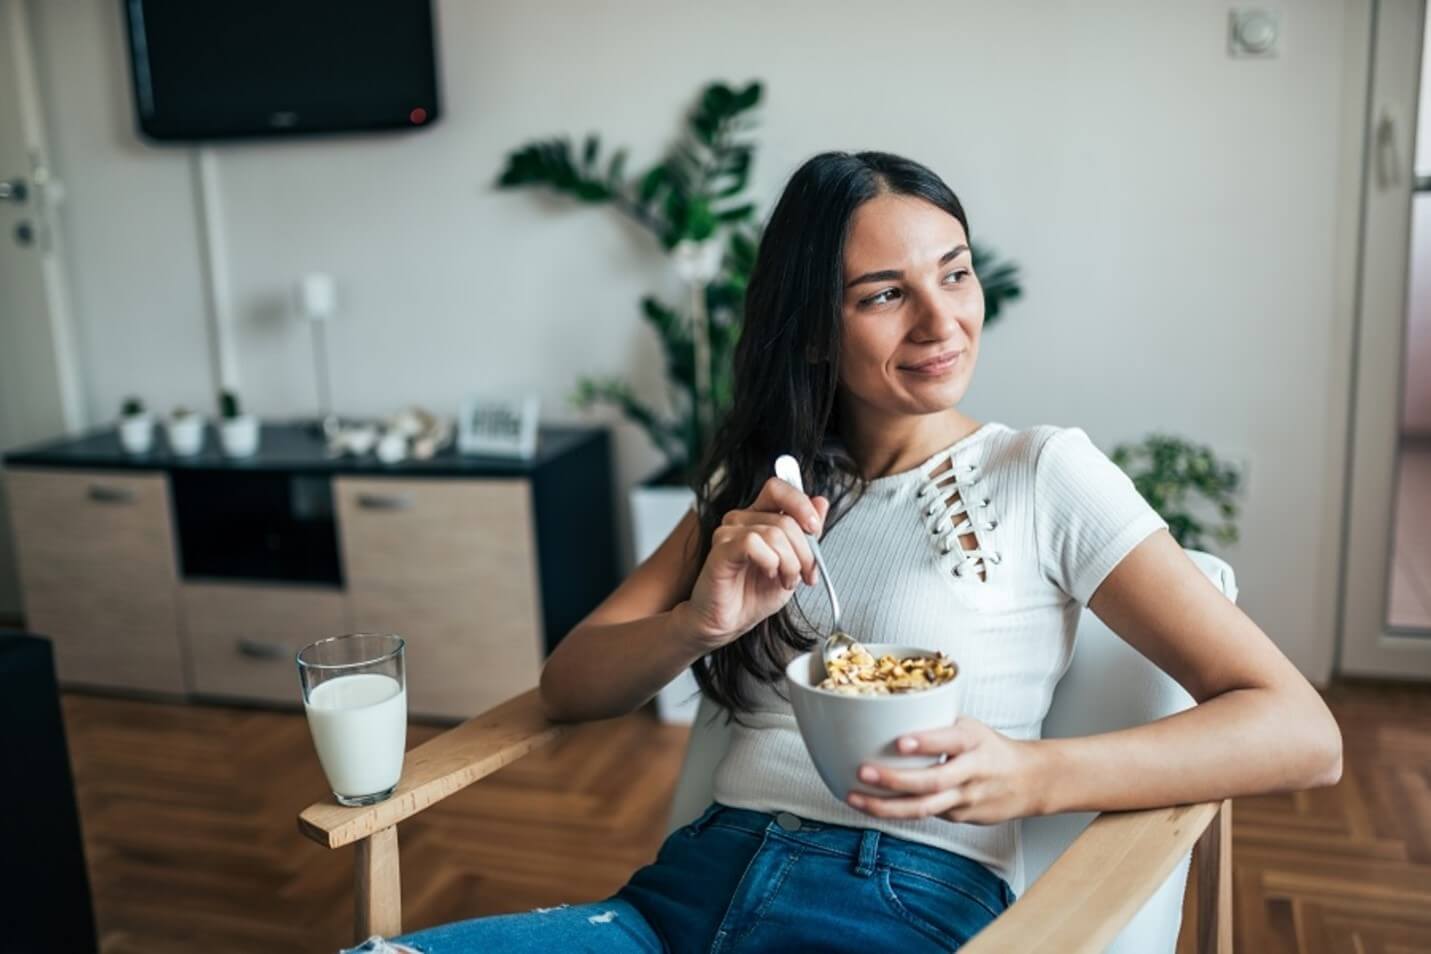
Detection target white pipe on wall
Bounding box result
[190,146,240,396]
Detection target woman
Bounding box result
[353,151,1342,953]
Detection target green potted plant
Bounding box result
[1110,434,1242,551]
[218,389,260,458]
[117,396,153,455]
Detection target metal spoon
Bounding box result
[773,454,858,678]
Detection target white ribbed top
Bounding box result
[710,422,1168,893]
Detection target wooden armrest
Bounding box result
[298,687,564,850]
[962,799,1228,954]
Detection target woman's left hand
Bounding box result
[846,717,1048,825]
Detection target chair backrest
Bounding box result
[666,550,1237,954]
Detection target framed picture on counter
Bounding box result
[457,395,540,459]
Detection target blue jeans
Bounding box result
[348,803,1015,953]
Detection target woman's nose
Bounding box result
[912,291,967,342]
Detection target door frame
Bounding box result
[1,0,85,436]
[0,0,86,622]
[1336,0,1431,678]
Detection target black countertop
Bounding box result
[3,422,604,477]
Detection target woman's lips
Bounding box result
[900,350,964,376]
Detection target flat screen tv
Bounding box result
[122,0,441,142]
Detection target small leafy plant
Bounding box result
[120,396,145,417]
[219,390,241,420]
[1111,434,1242,551]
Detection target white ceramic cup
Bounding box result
[785,644,964,800]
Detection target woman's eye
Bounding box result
[859,269,970,307]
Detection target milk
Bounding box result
[304,672,407,798]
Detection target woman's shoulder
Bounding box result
[978,422,1088,469]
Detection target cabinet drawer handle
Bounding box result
[236,638,290,661]
[87,484,135,504]
[357,493,413,511]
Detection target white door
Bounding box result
[0,0,83,620]
[1340,0,1431,677]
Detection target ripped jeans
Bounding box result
[342,803,1015,953]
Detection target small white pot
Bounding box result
[166,414,205,456]
[117,414,154,455]
[219,414,260,458]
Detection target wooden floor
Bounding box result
[62,679,1431,953]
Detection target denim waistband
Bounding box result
[687,803,1011,904]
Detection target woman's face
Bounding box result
[837,193,984,421]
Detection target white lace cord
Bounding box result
[916,462,1002,578]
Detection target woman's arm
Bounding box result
[849,530,1342,822]
[540,483,829,723]
[538,510,710,723]
[1036,528,1342,813]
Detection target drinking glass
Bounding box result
[296,633,407,806]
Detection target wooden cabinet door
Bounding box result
[183,582,349,704]
[5,468,185,693]
[334,477,543,720]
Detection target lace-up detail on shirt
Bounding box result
[916,459,1002,581]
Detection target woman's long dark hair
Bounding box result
[688,150,972,714]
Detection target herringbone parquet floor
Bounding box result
[63,696,689,952]
[1186,681,1431,954]
[60,679,1431,953]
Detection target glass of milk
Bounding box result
[297,633,407,806]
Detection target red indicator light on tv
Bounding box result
[409,107,429,124]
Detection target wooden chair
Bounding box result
[301,551,1237,953]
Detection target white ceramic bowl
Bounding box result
[785,644,964,801]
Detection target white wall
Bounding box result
[25,0,1364,683]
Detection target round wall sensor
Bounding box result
[1230,9,1280,57]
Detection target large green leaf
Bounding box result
[606,149,629,189]
[637,164,668,204]
[495,138,612,204]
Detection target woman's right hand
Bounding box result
[680,477,830,649]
